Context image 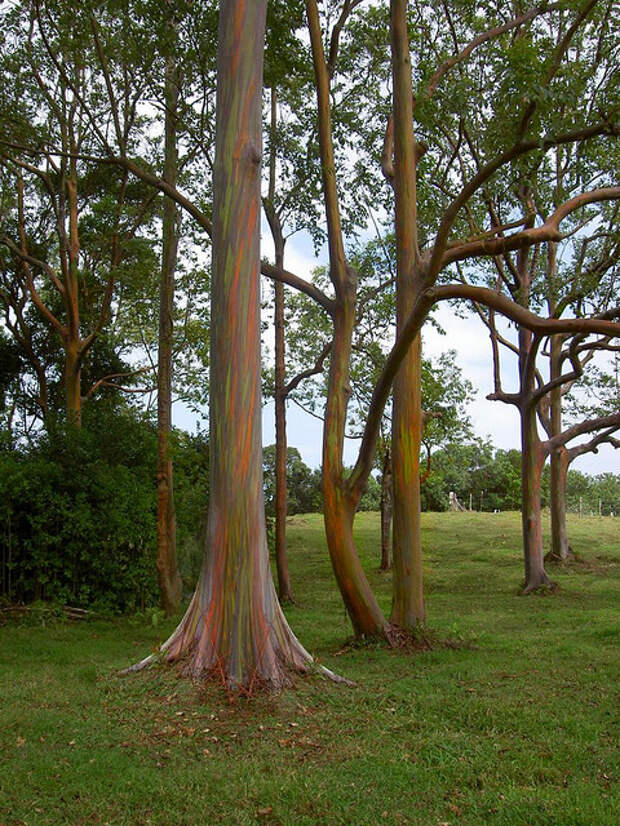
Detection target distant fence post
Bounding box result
[579,496,583,518]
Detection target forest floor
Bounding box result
[1,511,618,826]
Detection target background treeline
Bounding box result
[2,403,617,611]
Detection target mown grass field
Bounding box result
[1,511,618,826]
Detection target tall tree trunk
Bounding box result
[156,51,183,616]
[131,0,313,689]
[380,448,392,571]
[65,152,82,429]
[389,0,424,628]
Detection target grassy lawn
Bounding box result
[1,511,618,825]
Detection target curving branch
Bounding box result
[442,187,620,267]
[425,3,562,99]
[347,282,619,499]
[283,341,332,397]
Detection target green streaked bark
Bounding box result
[138,0,315,689]
[389,0,425,627]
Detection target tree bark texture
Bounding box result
[548,334,572,561]
[518,321,552,592]
[389,0,425,627]
[323,301,388,637]
[156,51,183,616]
[307,0,388,638]
[140,0,313,689]
[380,448,392,571]
[274,275,294,603]
[520,399,552,591]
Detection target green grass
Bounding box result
[1,511,618,825]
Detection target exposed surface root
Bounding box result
[545,546,575,565]
[521,579,558,595]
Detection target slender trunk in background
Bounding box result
[548,332,572,561]
[156,50,183,615]
[389,0,425,627]
[130,0,316,689]
[267,87,295,604]
[64,343,82,428]
[274,270,295,602]
[519,326,552,592]
[380,448,392,571]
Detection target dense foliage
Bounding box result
[0,408,210,611]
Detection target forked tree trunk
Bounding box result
[380,448,392,571]
[156,51,183,615]
[389,0,425,628]
[129,0,317,689]
[521,400,552,592]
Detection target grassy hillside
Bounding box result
[1,512,618,825]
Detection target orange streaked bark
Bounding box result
[389,0,425,627]
[125,0,330,690]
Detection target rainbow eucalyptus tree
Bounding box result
[127,0,325,689]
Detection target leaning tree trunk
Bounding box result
[156,50,183,615]
[306,0,387,639]
[323,301,388,638]
[128,0,316,690]
[389,0,425,628]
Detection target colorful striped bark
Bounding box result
[132,0,315,689]
[389,0,425,628]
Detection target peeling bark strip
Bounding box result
[125,0,333,690]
